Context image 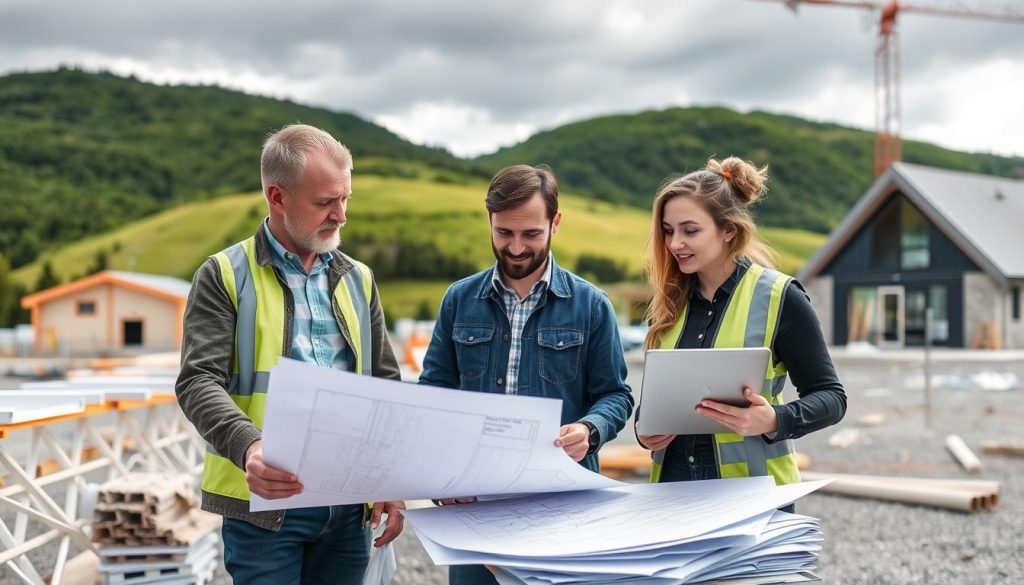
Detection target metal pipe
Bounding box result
[945,434,983,475]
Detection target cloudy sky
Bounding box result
[1,0,1021,158]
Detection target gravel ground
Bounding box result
[794,354,1024,585]
[4,352,1023,584]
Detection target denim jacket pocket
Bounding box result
[452,324,494,382]
[537,328,584,385]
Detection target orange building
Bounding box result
[20,271,190,355]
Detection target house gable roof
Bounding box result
[798,163,1024,283]
[21,271,191,309]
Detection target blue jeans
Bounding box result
[450,564,499,585]
[222,504,370,585]
[660,452,796,514]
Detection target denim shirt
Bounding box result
[418,255,635,472]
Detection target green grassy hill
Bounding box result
[477,107,1024,233]
[0,68,483,269]
[11,175,825,319]
[5,69,1020,279]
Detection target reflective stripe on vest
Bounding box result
[201,236,375,501]
[649,263,801,486]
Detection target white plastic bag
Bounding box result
[363,522,397,585]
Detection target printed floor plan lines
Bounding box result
[252,358,620,511]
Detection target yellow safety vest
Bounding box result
[201,236,374,501]
[649,263,801,486]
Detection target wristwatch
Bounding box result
[580,421,600,455]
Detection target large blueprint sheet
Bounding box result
[403,477,828,557]
[251,358,620,511]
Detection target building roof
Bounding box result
[21,270,191,309]
[799,162,1024,283]
[107,271,192,299]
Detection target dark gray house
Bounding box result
[799,163,1024,349]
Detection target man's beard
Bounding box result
[492,236,550,281]
[284,216,341,255]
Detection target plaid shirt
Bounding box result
[490,255,553,395]
[263,222,352,371]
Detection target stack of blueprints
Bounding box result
[403,476,828,585]
[257,359,829,583]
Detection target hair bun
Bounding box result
[708,156,767,205]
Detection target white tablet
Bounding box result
[635,347,771,436]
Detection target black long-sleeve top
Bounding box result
[658,258,847,472]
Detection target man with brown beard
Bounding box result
[418,164,634,585]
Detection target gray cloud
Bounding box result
[1,0,1021,156]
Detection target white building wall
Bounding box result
[110,287,179,350]
[37,283,181,354]
[38,284,113,352]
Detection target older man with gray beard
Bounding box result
[176,124,404,585]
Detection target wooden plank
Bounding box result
[981,440,1024,457]
[110,395,177,410]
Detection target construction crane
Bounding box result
[758,1,1024,177]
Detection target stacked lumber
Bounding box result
[92,473,221,585]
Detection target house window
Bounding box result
[1014,286,1021,322]
[77,301,96,315]
[900,199,929,270]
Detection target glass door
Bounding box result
[877,286,905,348]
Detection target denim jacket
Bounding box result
[418,256,634,472]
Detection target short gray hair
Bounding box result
[260,124,353,192]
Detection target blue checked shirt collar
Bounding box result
[490,254,553,394]
[260,221,351,371]
[262,219,333,275]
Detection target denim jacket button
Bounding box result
[497,377,504,385]
[468,336,475,342]
[557,341,564,347]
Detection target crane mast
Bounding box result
[764,0,1024,176]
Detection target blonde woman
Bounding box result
[636,157,846,498]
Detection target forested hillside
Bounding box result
[477,107,1024,232]
[0,68,480,268]
[3,69,1022,326]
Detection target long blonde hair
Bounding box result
[643,156,779,349]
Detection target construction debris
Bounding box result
[598,444,652,479]
[945,434,983,475]
[97,534,219,585]
[802,471,999,513]
[92,473,220,585]
[828,428,866,449]
[981,440,1024,457]
[856,413,886,427]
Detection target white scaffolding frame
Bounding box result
[0,396,203,584]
